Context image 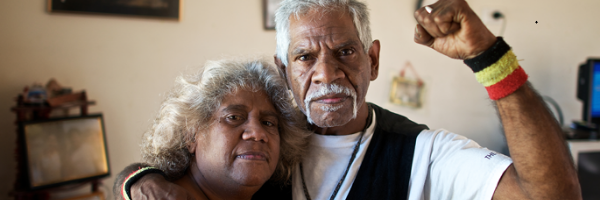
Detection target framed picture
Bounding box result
[263,0,283,30]
[48,0,181,20]
[21,114,110,190]
[389,76,424,108]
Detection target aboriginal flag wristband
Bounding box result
[122,166,167,200]
[464,37,528,100]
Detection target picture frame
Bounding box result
[389,76,424,108]
[48,0,181,20]
[263,0,283,30]
[21,114,110,190]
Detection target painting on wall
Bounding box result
[389,62,425,108]
[48,0,181,20]
[21,114,110,189]
[264,0,283,29]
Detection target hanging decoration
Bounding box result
[389,61,425,108]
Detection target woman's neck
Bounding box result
[174,164,258,200]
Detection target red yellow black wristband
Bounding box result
[464,37,528,100]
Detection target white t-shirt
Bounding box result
[292,110,513,200]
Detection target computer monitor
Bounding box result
[577,58,600,126]
[568,141,600,200]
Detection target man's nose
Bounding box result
[312,54,345,84]
[241,119,269,143]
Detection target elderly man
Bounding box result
[117,0,581,199]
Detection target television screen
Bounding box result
[21,114,110,190]
[590,61,600,118]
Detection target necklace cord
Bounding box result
[300,104,373,200]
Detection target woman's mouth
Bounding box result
[236,152,268,161]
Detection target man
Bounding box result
[117,0,581,199]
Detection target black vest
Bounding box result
[253,103,428,200]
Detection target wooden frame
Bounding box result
[389,76,424,108]
[48,0,181,20]
[263,0,283,30]
[21,114,110,190]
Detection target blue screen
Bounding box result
[590,62,600,117]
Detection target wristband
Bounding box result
[122,166,167,200]
[464,37,528,100]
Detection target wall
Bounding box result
[0,0,598,199]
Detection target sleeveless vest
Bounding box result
[252,103,428,200]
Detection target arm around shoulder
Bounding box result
[113,163,190,200]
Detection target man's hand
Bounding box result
[414,0,496,60]
[113,163,192,200]
[130,173,193,200]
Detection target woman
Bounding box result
[138,58,310,199]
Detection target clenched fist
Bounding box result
[414,0,496,60]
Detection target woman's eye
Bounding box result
[263,121,276,127]
[227,115,242,121]
[340,49,354,56]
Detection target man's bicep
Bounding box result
[426,130,513,199]
[493,164,530,200]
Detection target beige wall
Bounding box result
[0,0,598,199]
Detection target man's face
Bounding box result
[280,9,379,128]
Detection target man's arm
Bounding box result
[113,163,150,199]
[413,0,581,199]
[113,163,191,200]
[491,83,580,199]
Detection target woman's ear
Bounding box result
[188,141,196,154]
[187,133,198,154]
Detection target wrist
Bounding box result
[463,35,501,60]
[122,167,167,200]
[464,37,528,100]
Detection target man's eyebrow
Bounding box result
[291,48,310,56]
[334,40,360,50]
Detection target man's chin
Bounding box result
[310,112,355,128]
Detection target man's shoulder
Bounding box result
[369,103,428,136]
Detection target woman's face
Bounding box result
[191,89,281,189]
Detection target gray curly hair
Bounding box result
[275,0,372,66]
[141,58,310,182]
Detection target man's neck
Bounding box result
[312,102,370,135]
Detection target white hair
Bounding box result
[303,83,358,126]
[275,0,372,66]
[141,58,310,181]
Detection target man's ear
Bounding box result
[274,54,290,88]
[368,40,381,81]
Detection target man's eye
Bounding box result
[298,55,310,61]
[340,49,354,56]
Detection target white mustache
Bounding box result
[303,84,358,126]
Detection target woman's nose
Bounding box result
[241,120,269,143]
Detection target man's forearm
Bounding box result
[496,83,580,199]
[113,163,151,200]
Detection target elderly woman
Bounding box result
[119,58,310,200]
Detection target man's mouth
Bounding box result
[312,94,348,104]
